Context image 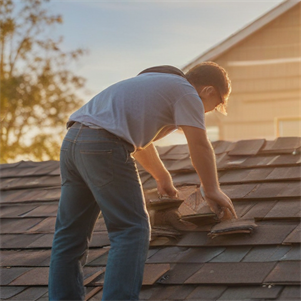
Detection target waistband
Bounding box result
[67,121,135,151]
[67,120,104,130]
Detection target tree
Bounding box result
[0,0,86,163]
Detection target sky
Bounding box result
[49,0,284,99]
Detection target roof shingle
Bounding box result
[1,137,300,300]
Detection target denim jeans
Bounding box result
[48,123,151,301]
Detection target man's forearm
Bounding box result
[182,126,220,195]
[189,142,220,195]
[182,126,237,219]
[135,143,178,197]
[134,143,170,181]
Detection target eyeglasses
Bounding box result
[214,88,227,115]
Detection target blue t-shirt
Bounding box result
[69,73,205,149]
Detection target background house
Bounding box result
[182,0,301,142]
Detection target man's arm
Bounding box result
[134,143,178,197]
[181,125,237,219]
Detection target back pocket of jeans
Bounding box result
[79,150,114,188]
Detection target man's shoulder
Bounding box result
[135,72,195,92]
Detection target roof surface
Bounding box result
[182,0,299,72]
[0,137,301,300]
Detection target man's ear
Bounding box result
[206,86,215,95]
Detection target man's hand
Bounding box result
[181,126,237,220]
[205,189,237,220]
[156,173,178,198]
[134,143,178,198]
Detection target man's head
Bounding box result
[185,61,231,115]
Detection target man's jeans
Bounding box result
[48,123,151,301]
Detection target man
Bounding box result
[49,62,237,301]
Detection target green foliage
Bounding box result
[0,0,86,163]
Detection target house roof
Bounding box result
[182,0,299,72]
[1,137,300,300]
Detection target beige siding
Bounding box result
[223,121,275,140]
[206,3,301,141]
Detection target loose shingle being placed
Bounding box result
[0,137,300,300]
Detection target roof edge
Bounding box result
[182,0,299,72]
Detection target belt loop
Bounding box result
[73,123,83,143]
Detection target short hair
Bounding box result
[185,61,231,115]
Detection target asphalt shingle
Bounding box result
[1,137,300,300]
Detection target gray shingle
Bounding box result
[185,262,276,284]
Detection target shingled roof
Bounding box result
[1,137,301,300]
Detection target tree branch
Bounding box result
[9,24,35,76]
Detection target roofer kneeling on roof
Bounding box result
[48,62,238,301]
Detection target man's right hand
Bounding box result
[156,173,178,199]
[181,126,238,221]
[204,189,237,220]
